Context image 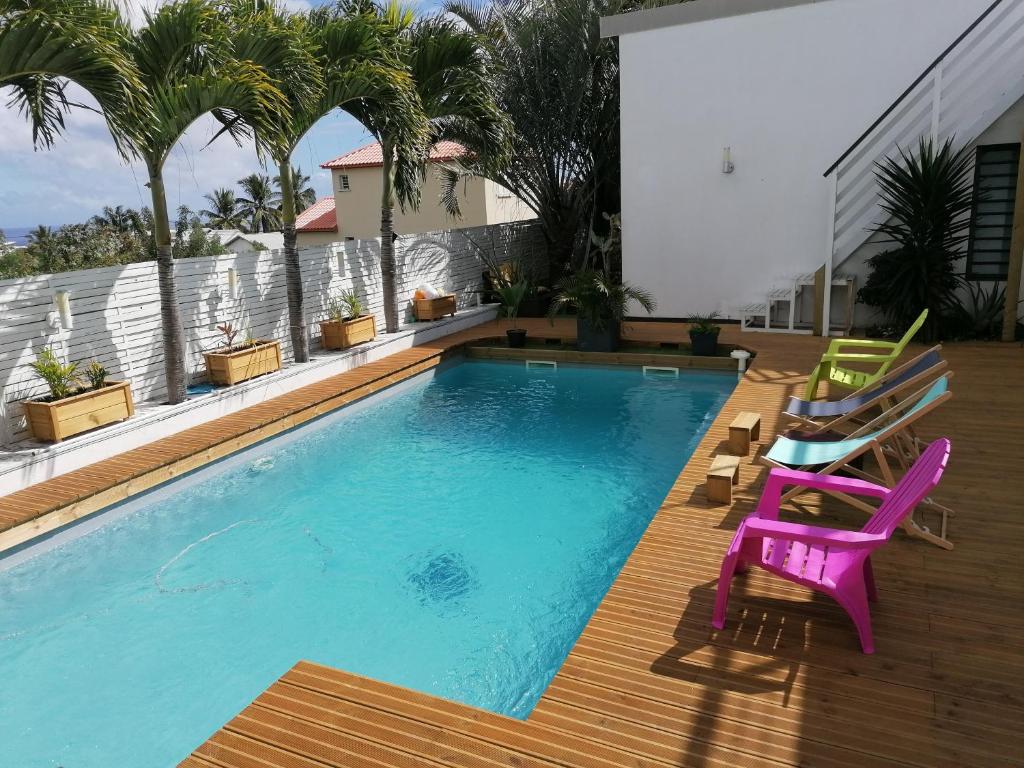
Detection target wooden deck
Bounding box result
[3,320,1023,767]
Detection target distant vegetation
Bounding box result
[0,205,226,280]
[201,168,317,233]
[0,165,319,280]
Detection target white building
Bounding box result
[210,230,285,256]
[602,0,1024,333]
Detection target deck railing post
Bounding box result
[1002,126,1024,341]
[930,66,943,143]
[822,170,839,336]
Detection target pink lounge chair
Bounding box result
[712,438,952,654]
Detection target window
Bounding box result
[337,174,351,192]
[966,143,1020,280]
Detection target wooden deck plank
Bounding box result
[2,321,1021,768]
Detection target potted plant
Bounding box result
[688,312,722,356]
[497,281,529,348]
[320,291,377,350]
[23,349,134,443]
[203,323,282,386]
[548,269,656,352]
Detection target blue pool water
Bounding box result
[0,360,734,767]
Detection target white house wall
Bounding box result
[617,0,994,319]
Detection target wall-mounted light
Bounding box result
[722,146,735,174]
[53,290,73,330]
[227,267,239,299]
[720,146,737,175]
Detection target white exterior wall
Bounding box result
[617,0,994,318]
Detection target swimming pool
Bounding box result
[0,359,735,767]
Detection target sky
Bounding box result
[0,0,447,231]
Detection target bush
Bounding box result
[857,137,975,342]
[0,206,227,280]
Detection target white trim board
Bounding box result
[600,0,832,38]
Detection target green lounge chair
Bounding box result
[804,309,929,400]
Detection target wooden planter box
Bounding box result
[24,380,134,443]
[204,340,282,386]
[320,315,377,350]
[414,295,457,322]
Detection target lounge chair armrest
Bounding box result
[756,468,889,518]
[819,352,895,363]
[741,518,884,549]
[826,338,897,353]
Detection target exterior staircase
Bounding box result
[740,0,1024,335]
[738,272,856,334]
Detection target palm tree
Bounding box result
[223,0,425,362]
[0,0,145,152]
[236,173,282,233]
[445,0,671,277]
[273,165,317,215]
[347,6,505,333]
[27,225,55,244]
[1,0,289,404]
[91,205,142,233]
[201,188,245,230]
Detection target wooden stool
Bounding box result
[707,455,741,504]
[729,411,762,456]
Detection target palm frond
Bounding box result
[0,0,146,154]
[148,58,289,167]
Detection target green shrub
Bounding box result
[29,348,80,401]
[85,361,109,390]
[857,137,975,342]
[327,290,364,322]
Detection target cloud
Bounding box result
[0,91,378,229]
[0,0,421,228]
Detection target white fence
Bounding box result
[0,220,546,446]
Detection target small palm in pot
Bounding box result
[498,281,530,348]
[688,312,722,356]
[548,270,656,353]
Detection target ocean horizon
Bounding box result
[1,226,52,246]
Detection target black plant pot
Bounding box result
[577,317,619,352]
[689,330,720,356]
[506,328,528,348]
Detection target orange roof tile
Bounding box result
[296,196,337,232]
[321,140,468,170]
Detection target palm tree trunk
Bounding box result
[279,160,309,363]
[148,168,187,405]
[544,209,580,283]
[380,140,400,334]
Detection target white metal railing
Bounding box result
[826,0,1024,270]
